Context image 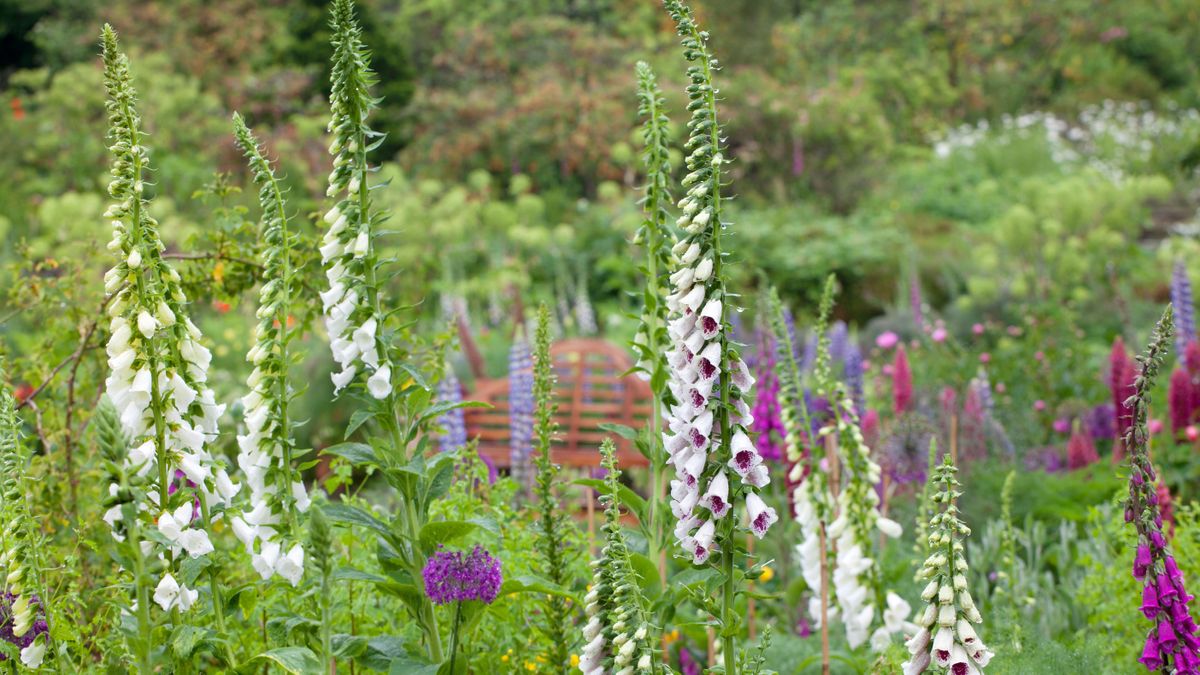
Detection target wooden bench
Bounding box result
[464,338,654,470]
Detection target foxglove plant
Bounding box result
[904,455,993,674]
[660,3,774,670]
[230,113,309,586]
[1122,306,1200,673]
[0,367,49,668]
[826,379,909,650]
[631,59,676,564]
[100,24,236,626]
[508,330,535,492]
[580,439,662,675]
[530,306,576,669]
[1172,261,1196,357]
[320,0,391,400]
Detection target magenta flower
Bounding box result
[876,331,899,349]
[422,546,503,606]
[893,344,913,415]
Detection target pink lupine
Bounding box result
[893,344,913,415]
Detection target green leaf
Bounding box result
[418,520,478,555]
[171,625,208,659]
[323,502,393,538]
[250,647,322,675]
[332,634,369,659]
[598,422,638,440]
[345,409,376,439]
[388,655,440,675]
[498,575,579,602]
[331,567,390,584]
[628,552,662,599]
[572,478,647,523]
[322,442,380,467]
[179,554,212,587]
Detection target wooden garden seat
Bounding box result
[464,338,654,470]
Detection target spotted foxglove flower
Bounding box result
[1121,307,1200,673]
[662,0,772,566]
[100,26,234,607]
[319,0,391,399]
[904,456,992,674]
[229,114,311,585]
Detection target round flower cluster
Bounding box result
[100,28,237,611]
[421,546,503,606]
[904,458,992,674]
[319,2,390,400]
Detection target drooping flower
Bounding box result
[893,344,913,415]
[422,546,503,606]
[1172,261,1195,357]
[319,0,391,399]
[903,456,993,674]
[100,26,231,606]
[508,331,535,492]
[1121,307,1200,673]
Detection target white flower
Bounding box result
[331,366,357,392]
[157,503,194,541]
[19,640,46,668]
[252,541,282,580]
[699,471,730,518]
[137,311,157,338]
[275,543,305,586]
[877,516,903,538]
[367,365,391,399]
[153,574,180,610]
[745,492,778,538]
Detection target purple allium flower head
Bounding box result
[1173,260,1196,357]
[435,364,468,453]
[1088,403,1117,440]
[508,332,535,490]
[422,546,503,606]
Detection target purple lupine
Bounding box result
[800,331,818,374]
[436,364,468,453]
[1173,260,1196,358]
[422,546,503,605]
[751,328,785,463]
[844,343,865,415]
[1124,310,1200,674]
[508,333,535,490]
[783,306,801,363]
[1088,403,1117,440]
[828,320,849,364]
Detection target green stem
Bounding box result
[198,493,236,668]
[721,532,737,675]
[447,601,463,674]
[126,508,154,673]
[321,567,333,674]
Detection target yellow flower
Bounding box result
[664,629,680,645]
[524,662,537,671]
[502,649,512,663]
[570,654,580,667]
[759,565,775,583]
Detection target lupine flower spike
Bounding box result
[435,362,468,453]
[508,328,534,492]
[100,25,235,610]
[904,455,993,674]
[1123,305,1200,673]
[661,0,773,567]
[580,439,662,674]
[230,113,309,585]
[0,365,50,668]
[1173,261,1196,357]
[320,0,392,399]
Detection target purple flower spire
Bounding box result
[508,331,535,491]
[1124,307,1200,674]
[844,343,865,415]
[828,320,849,364]
[422,546,503,606]
[751,327,785,463]
[435,363,467,453]
[1173,260,1196,357]
[910,270,926,332]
